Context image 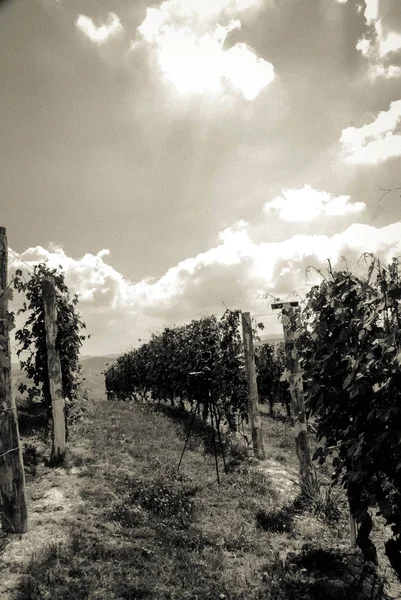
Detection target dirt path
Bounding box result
[0,464,84,600]
[254,457,299,500]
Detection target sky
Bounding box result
[1,0,401,356]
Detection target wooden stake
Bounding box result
[241,312,265,460]
[349,504,357,546]
[41,276,66,464]
[277,303,316,493]
[0,226,28,533]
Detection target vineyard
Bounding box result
[104,254,401,581]
[105,309,289,430]
[1,222,401,599]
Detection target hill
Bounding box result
[255,333,284,347]
[79,355,116,399]
[11,355,117,401]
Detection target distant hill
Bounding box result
[11,337,284,401]
[11,354,118,401]
[255,333,284,347]
[80,355,117,399]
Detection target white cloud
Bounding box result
[364,0,379,22]
[340,99,401,164]
[137,8,166,42]
[377,26,401,58]
[135,0,274,100]
[369,64,401,78]
[263,185,365,221]
[11,218,401,355]
[76,13,122,45]
[356,37,371,57]
[356,0,401,77]
[140,0,264,23]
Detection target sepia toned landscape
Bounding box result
[2,0,401,598]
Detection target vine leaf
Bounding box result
[280,369,290,383]
[12,262,87,419]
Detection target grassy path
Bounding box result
[1,396,400,599]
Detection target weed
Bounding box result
[295,474,343,522]
[264,543,390,600]
[225,437,249,471]
[22,443,38,479]
[226,463,278,501]
[17,400,48,437]
[117,471,198,528]
[224,523,258,552]
[108,500,148,528]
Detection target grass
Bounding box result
[2,396,398,599]
[256,504,296,534]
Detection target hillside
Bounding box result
[12,340,283,400]
[255,333,284,347]
[12,355,116,401]
[1,395,400,599]
[79,355,116,399]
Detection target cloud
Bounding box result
[139,0,264,24]
[356,0,401,78]
[340,99,401,164]
[10,218,401,355]
[76,13,122,45]
[368,64,401,78]
[364,0,379,23]
[9,246,128,309]
[135,0,274,100]
[263,185,365,221]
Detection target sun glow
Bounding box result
[136,2,274,99]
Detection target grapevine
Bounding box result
[13,263,87,436]
[297,257,401,577]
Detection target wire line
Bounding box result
[7,249,36,274]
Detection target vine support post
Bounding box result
[272,302,316,494]
[41,276,66,465]
[241,311,265,460]
[0,226,28,533]
[349,506,357,546]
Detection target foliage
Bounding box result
[105,309,249,430]
[266,543,389,600]
[294,476,342,523]
[297,256,401,576]
[106,309,288,431]
[111,472,197,529]
[13,263,87,428]
[256,342,291,416]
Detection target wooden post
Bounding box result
[349,504,357,546]
[0,227,28,533]
[272,302,316,493]
[241,312,265,460]
[41,276,66,464]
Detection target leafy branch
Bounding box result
[13,263,87,431]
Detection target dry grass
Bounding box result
[1,396,400,599]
